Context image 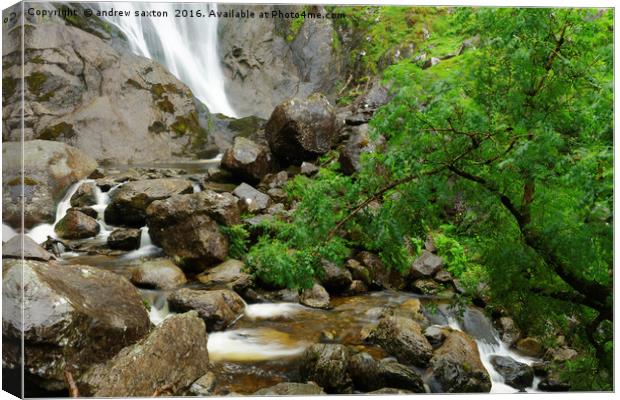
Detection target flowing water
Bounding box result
[98,2,237,117]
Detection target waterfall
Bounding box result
[99,2,237,117]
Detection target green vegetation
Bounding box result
[245,8,613,389]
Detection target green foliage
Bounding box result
[562,355,613,391]
[221,224,249,260]
[433,228,486,292]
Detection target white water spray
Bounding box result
[99,2,237,117]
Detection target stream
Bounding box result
[9,162,542,395]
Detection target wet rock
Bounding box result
[107,228,142,250]
[265,94,337,164]
[233,183,271,213]
[78,311,209,397]
[54,209,100,239]
[253,382,325,396]
[3,235,55,261]
[300,344,352,393]
[221,136,277,183]
[462,307,499,346]
[429,330,491,393]
[319,260,353,294]
[348,352,425,393]
[301,161,319,176]
[516,337,543,357]
[347,280,368,294]
[367,316,433,367]
[167,288,245,331]
[2,140,97,229]
[489,355,534,390]
[188,371,217,396]
[424,326,447,348]
[494,316,521,346]
[355,251,405,290]
[197,259,252,291]
[146,192,235,270]
[130,258,187,290]
[300,283,331,309]
[2,259,150,390]
[69,206,98,219]
[104,178,193,227]
[388,299,429,329]
[70,182,97,207]
[410,250,444,279]
[411,278,441,295]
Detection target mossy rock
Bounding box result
[157,97,175,113]
[170,112,200,137]
[26,72,47,94]
[3,77,18,99]
[39,122,76,141]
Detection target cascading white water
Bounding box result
[99,2,237,117]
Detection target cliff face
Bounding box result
[218,4,344,119]
[2,4,207,164]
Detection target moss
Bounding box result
[150,83,166,99]
[157,97,175,113]
[148,121,167,133]
[170,111,200,137]
[7,176,39,186]
[126,79,144,90]
[26,72,47,94]
[37,90,56,102]
[3,77,17,99]
[30,55,45,64]
[39,122,75,140]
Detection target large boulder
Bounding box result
[2,259,150,390]
[2,140,97,229]
[221,136,277,183]
[490,355,534,390]
[167,289,245,331]
[2,22,207,164]
[366,316,433,367]
[319,261,353,294]
[347,352,425,393]
[429,330,492,393]
[265,94,337,164]
[146,191,238,269]
[130,258,187,290]
[196,259,252,291]
[54,209,100,239]
[78,311,209,397]
[299,344,353,394]
[2,235,55,261]
[104,178,193,227]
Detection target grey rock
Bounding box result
[490,355,534,390]
[2,235,55,261]
[319,260,353,294]
[367,316,433,367]
[410,250,444,279]
[233,183,271,213]
[130,258,187,290]
[221,136,277,183]
[300,283,331,309]
[70,182,97,207]
[299,344,352,393]
[107,228,141,250]
[197,259,252,291]
[167,288,245,331]
[54,209,100,239]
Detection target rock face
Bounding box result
[2,140,97,229]
[107,228,142,250]
[367,316,433,367]
[221,136,277,183]
[348,352,425,393]
[130,258,187,290]
[54,209,100,239]
[265,94,337,164]
[78,311,209,397]
[167,289,245,331]
[2,235,55,261]
[2,259,150,390]
[490,355,534,390]
[429,330,492,393]
[253,382,325,396]
[104,178,193,227]
[146,191,238,269]
[300,344,352,393]
[2,22,207,164]
[218,5,342,118]
[197,259,252,291]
